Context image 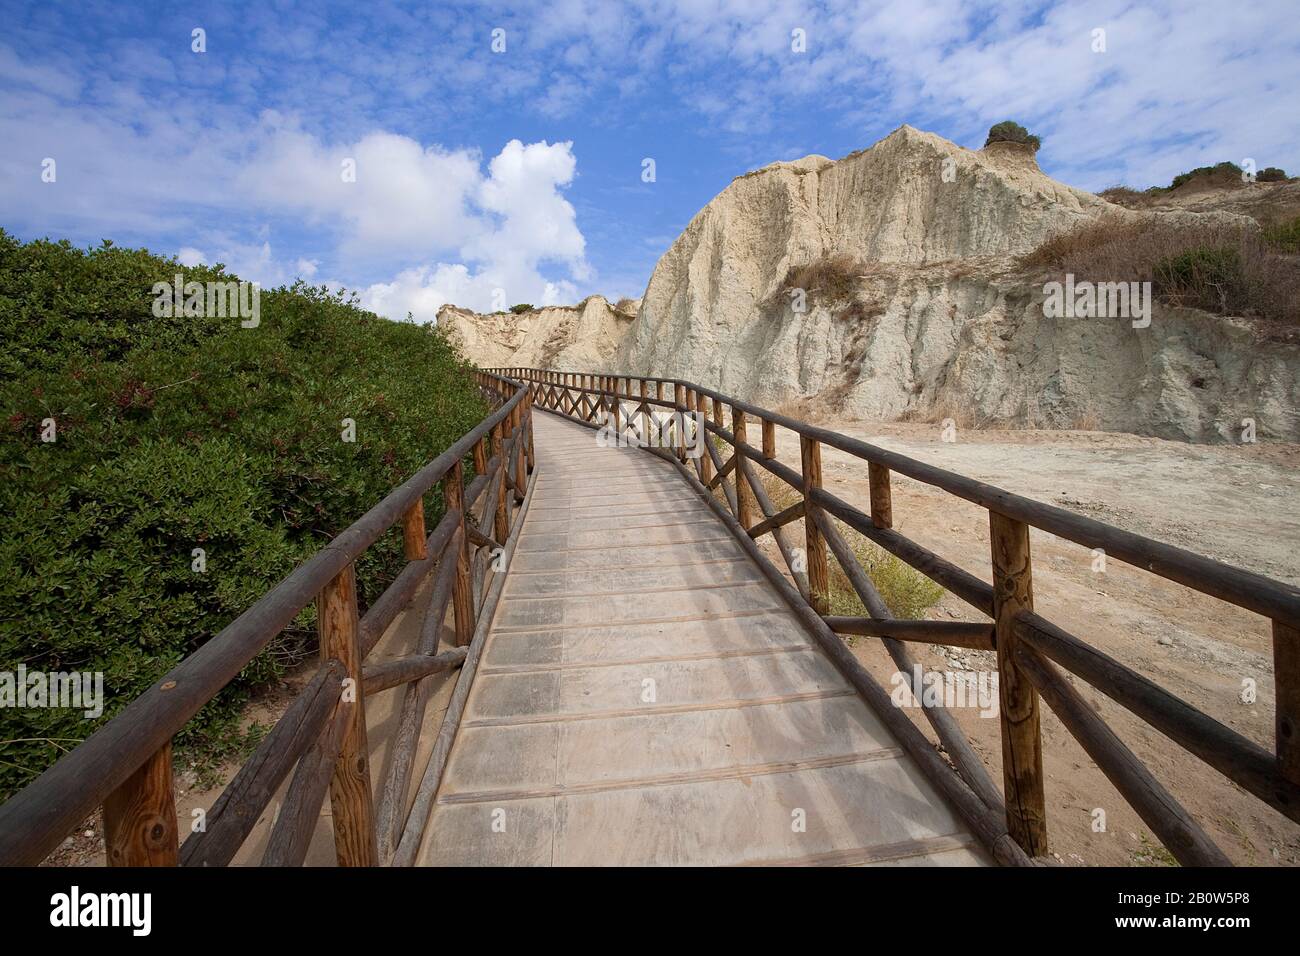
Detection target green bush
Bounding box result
[0,229,487,798]
[1262,215,1300,253]
[1169,161,1242,190]
[984,121,1041,152]
[827,528,944,620]
[508,303,534,314]
[751,470,943,619]
[1257,167,1290,183]
[1153,246,1249,313]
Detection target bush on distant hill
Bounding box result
[984,121,1041,152]
[0,230,486,798]
[508,303,534,314]
[1169,161,1243,190]
[1153,246,1251,314]
[1097,185,1152,208]
[1258,167,1291,183]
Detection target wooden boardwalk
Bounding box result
[416,414,989,866]
[6,370,1291,868]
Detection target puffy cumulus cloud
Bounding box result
[474,139,585,268]
[0,42,591,322]
[237,115,487,262]
[352,138,588,321]
[172,130,589,320]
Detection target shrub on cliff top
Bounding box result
[985,121,1041,152]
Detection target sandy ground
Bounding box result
[766,418,1300,866]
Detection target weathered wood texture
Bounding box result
[416,414,991,867]
[988,511,1047,856]
[103,744,179,867]
[318,563,377,866]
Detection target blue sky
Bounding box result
[2,0,1297,320]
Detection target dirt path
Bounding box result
[770,419,1300,866]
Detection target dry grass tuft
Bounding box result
[779,253,864,302]
[750,470,943,619]
[1021,214,1300,326]
[1098,185,1155,209]
[827,525,945,620]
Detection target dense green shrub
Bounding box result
[984,121,1041,152]
[0,230,487,798]
[1263,215,1300,253]
[1258,167,1290,183]
[508,303,534,314]
[1153,246,1250,314]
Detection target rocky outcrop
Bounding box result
[439,295,635,371]
[441,125,1300,442]
[726,262,1298,441]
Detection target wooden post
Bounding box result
[800,436,829,614]
[762,418,776,461]
[513,404,527,503]
[989,511,1048,856]
[868,463,893,529]
[492,420,509,544]
[472,437,489,507]
[681,389,694,462]
[698,391,713,483]
[446,460,476,647]
[1276,621,1300,785]
[318,563,377,866]
[525,391,535,472]
[672,386,686,460]
[103,743,178,866]
[402,499,428,560]
[733,408,753,529]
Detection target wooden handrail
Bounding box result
[505,365,1299,867]
[0,371,533,867]
[499,367,1300,628]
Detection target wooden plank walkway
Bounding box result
[416,413,989,866]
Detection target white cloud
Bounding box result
[0,44,592,322]
[349,138,588,320]
[237,116,488,261]
[4,0,1297,321]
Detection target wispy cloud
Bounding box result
[1,1,1296,318]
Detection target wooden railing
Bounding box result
[499,366,1300,867]
[0,370,535,867]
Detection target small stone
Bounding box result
[1157,635,1174,646]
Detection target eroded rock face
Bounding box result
[441,126,1299,441]
[737,264,1298,442]
[439,295,635,372]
